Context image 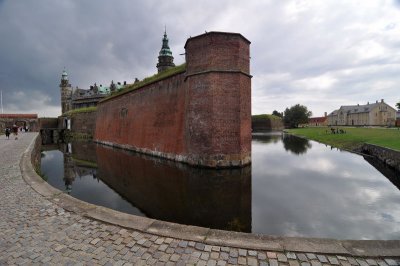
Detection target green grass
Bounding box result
[64,106,97,116]
[286,127,400,151]
[101,63,186,103]
[252,114,282,121]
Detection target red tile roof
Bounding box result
[0,114,38,119]
[309,117,327,123]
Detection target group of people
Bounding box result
[329,127,346,134]
[4,124,20,140]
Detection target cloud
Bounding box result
[0,1,399,117]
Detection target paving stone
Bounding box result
[228,257,238,265]
[317,255,328,263]
[211,252,219,260]
[357,259,369,266]
[289,260,300,266]
[277,253,288,262]
[267,252,277,259]
[238,249,247,256]
[220,252,229,260]
[376,260,388,266]
[310,261,321,266]
[347,257,359,265]
[366,259,378,266]
[306,254,317,260]
[384,259,398,266]
[328,256,340,265]
[217,260,227,266]
[287,252,297,260]
[238,257,247,265]
[297,254,308,262]
[195,243,205,251]
[269,259,279,266]
[230,249,238,258]
[258,252,267,260]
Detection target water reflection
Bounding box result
[41,133,400,239]
[42,141,251,232]
[252,132,312,155]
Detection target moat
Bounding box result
[41,132,400,240]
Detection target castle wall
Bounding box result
[95,32,251,168]
[252,117,284,132]
[60,110,97,138]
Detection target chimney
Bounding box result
[376,100,378,103]
[117,82,121,85]
[324,112,327,117]
[100,84,102,87]
[367,102,369,105]
[381,99,384,103]
[124,81,126,85]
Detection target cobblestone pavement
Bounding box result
[0,133,399,265]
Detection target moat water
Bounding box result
[41,132,400,240]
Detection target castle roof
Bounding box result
[338,102,380,114]
[0,114,38,119]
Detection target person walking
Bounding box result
[12,124,18,140]
[5,127,10,139]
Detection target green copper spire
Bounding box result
[159,29,173,56]
[157,28,175,73]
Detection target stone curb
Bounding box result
[20,134,400,257]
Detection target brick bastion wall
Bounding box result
[95,32,252,168]
[59,109,97,138]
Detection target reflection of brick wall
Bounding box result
[95,32,251,168]
[96,144,251,231]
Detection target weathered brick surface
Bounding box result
[95,32,251,168]
[61,110,97,137]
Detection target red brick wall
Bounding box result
[95,32,251,168]
[95,73,186,156]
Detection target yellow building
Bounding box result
[327,99,396,126]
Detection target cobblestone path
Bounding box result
[0,133,399,265]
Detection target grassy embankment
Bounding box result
[286,127,400,152]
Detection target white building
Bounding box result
[327,99,396,126]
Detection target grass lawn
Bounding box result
[286,127,400,151]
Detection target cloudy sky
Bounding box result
[0,0,399,117]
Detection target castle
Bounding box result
[60,31,251,168]
[60,31,176,114]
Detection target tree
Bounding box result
[283,104,312,128]
[396,101,400,110]
[272,110,283,118]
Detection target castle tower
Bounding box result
[156,29,175,73]
[60,69,72,114]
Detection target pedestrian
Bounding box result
[12,124,18,140]
[5,128,10,139]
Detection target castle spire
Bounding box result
[157,28,175,73]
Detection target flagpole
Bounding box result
[0,90,3,114]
